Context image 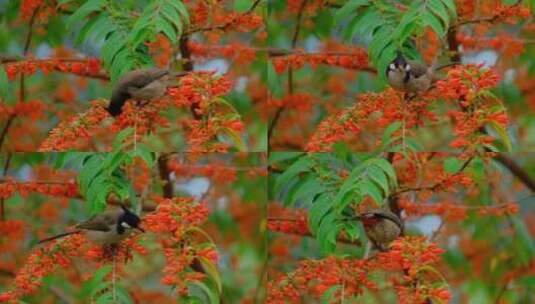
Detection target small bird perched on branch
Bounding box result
[38,205,145,245]
[386,53,460,93]
[108,68,187,117]
[353,208,403,251]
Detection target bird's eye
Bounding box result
[389,63,395,70]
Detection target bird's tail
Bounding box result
[38,230,81,244]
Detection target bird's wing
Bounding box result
[117,68,169,89]
[363,209,402,228]
[407,60,429,78]
[76,210,121,232]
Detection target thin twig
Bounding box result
[158,153,174,198]
[0,7,38,151]
[112,249,117,302]
[268,0,308,149]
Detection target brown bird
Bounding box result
[108,68,187,117]
[38,205,144,245]
[386,53,460,93]
[354,208,402,251]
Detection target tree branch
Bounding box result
[268,0,308,150]
[157,153,174,199]
[0,7,38,151]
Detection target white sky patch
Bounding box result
[195,59,229,76]
[175,177,210,199]
[409,215,442,237]
[463,50,498,68]
[235,76,248,92]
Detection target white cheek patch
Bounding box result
[121,222,132,229]
[389,63,395,70]
[405,65,411,71]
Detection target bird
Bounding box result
[386,53,459,94]
[353,208,403,251]
[38,205,145,245]
[107,68,187,117]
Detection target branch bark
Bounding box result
[157,153,174,199]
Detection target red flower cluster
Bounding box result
[215,12,263,33]
[0,234,86,301]
[0,100,46,120]
[189,41,257,64]
[4,59,101,81]
[144,196,209,237]
[481,3,531,23]
[268,257,376,303]
[19,0,43,20]
[0,180,78,199]
[307,89,435,151]
[268,93,315,112]
[146,34,173,68]
[400,199,519,220]
[167,161,241,183]
[0,220,25,241]
[374,237,450,304]
[38,101,109,151]
[167,73,234,115]
[456,33,525,56]
[267,205,309,236]
[143,196,214,294]
[436,65,500,102]
[272,49,369,73]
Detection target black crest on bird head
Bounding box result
[117,205,144,234]
[386,52,409,76]
[393,52,408,68]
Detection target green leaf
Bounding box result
[422,10,445,37]
[167,0,190,22]
[66,0,103,28]
[429,0,451,29]
[321,285,341,304]
[381,121,402,149]
[349,9,382,40]
[375,43,397,82]
[91,13,116,43]
[443,157,463,174]
[369,26,393,65]
[131,147,155,167]
[156,15,177,42]
[367,165,390,196]
[511,217,535,263]
[0,66,8,98]
[335,0,370,20]
[112,127,135,150]
[440,0,457,18]
[317,212,343,254]
[197,256,222,293]
[189,281,219,304]
[486,121,512,152]
[288,177,324,207]
[359,179,383,204]
[274,156,312,195]
[268,152,304,165]
[392,8,418,40]
[370,158,397,187]
[309,193,333,235]
[220,127,247,152]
